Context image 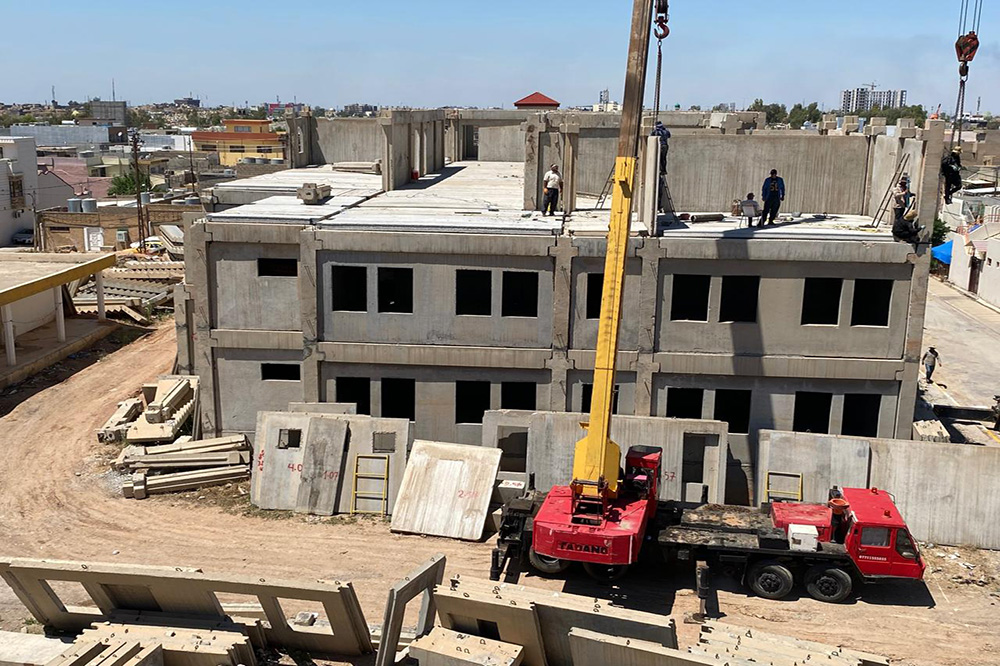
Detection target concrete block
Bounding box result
[409,627,523,666]
[391,441,502,540]
[434,588,545,666]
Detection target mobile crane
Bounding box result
[489,0,926,603]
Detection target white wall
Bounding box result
[0,137,40,245]
[978,238,1000,308]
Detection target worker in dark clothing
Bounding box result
[941,146,963,204]
[651,120,671,174]
[760,169,785,225]
[891,177,919,243]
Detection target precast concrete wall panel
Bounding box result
[312,118,382,164]
[390,440,502,540]
[754,430,871,505]
[209,242,302,331]
[870,439,1000,549]
[215,349,305,434]
[319,251,555,348]
[569,256,642,351]
[479,125,526,162]
[655,259,911,359]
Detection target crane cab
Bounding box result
[840,487,925,580]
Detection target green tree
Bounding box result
[107,170,152,196]
[932,218,949,247]
[747,98,788,125]
[786,102,823,129]
[688,105,702,111]
[860,104,927,126]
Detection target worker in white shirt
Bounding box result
[542,164,562,217]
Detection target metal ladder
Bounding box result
[763,470,803,502]
[351,454,390,516]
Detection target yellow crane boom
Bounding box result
[571,0,663,501]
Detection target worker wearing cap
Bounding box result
[942,145,963,205]
[922,347,940,383]
[891,177,919,242]
[760,169,785,225]
[541,164,562,217]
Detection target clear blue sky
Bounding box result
[5,1,998,113]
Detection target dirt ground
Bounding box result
[0,321,998,666]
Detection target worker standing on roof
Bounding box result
[541,164,562,217]
[760,169,785,225]
[891,177,920,243]
[942,146,963,204]
[652,120,671,174]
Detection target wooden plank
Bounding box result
[390,441,501,540]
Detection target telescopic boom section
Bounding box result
[571,0,657,501]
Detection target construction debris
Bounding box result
[96,398,144,443]
[47,641,164,666]
[390,441,502,540]
[123,465,249,499]
[126,376,199,444]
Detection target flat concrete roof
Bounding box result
[0,253,116,307]
[205,161,892,240]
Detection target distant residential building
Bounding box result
[514,92,560,110]
[266,102,304,117]
[90,100,127,126]
[174,97,201,108]
[341,103,379,117]
[840,87,907,113]
[0,137,40,245]
[2,124,126,149]
[191,119,283,166]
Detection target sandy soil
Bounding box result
[0,321,997,665]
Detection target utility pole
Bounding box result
[129,129,147,252]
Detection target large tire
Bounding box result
[528,549,570,575]
[748,560,794,600]
[582,561,629,582]
[805,565,853,603]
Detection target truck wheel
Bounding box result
[528,549,570,575]
[748,561,794,600]
[582,562,629,582]
[805,565,853,603]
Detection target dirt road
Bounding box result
[0,322,997,665]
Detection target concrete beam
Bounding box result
[53,287,65,343]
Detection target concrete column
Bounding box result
[1,305,15,367]
[446,117,460,163]
[522,115,545,211]
[894,119,945,438]
[299,228,323,403]
[548,235,578,352]
[379,116,394,192]
[635,239,662,417]
[559,121,580,214]
[545,353,575,412]
[53,286,65,343]
[95,271,106,320]
[639,136,660,228]
[186,222,218,435]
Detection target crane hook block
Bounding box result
[955,31,979,64]
[654,16,669,40]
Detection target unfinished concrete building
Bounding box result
[177,110,945,503]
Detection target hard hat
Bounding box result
[953,145,962,153]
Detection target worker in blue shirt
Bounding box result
[760,169,785,225]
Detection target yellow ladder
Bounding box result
[351,454,390,516]
[764,471,803,502]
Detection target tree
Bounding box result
[711,103,730,112]
[860,104,927,126]
[107,170,152,196]
[932,218,949,247]
[688,105,702,111]
[786,102,823,129]
[748,98,788,125]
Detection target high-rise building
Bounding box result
[840,88,907,113]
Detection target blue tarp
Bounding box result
[931,240,953,264]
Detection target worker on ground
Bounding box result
[891,177,920,243]
[740,192,761,227]
[922,347,940,383]
[541,164,562,217]
[651,120,671,174]
[760,169,785,225]
[941,145,963,205]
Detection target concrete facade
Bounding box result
[0,137,40,245]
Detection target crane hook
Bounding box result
[654,14,669,40]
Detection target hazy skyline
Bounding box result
[4,1,998,113]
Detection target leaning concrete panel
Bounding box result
[526,412,728,503]
[374,554,446,666]
[409,627,524,666]
[568,628,712,666]
[391,441,502,540]
[754,430,871,506]
[870,439,1000,549]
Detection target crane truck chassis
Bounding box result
[491,477,926,604]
